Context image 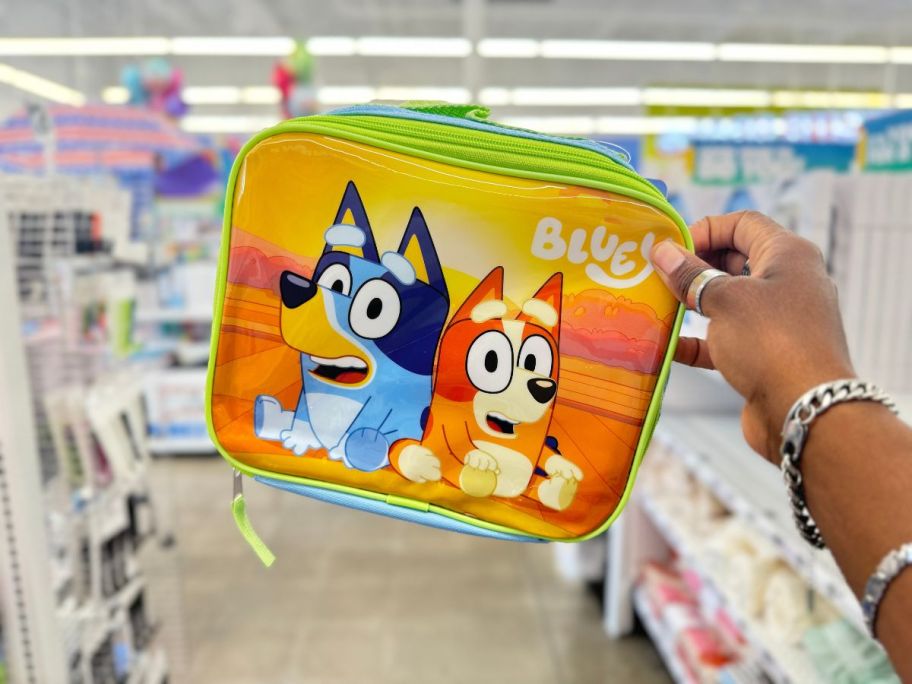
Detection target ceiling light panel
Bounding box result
[477,39,540,58]
[0,63,86,105]
[170,37,294,56]
[718,43,888,63]
[0,37,170,56]
[357,37,471,57]
[643,88,772,107]
[540,40,716,61]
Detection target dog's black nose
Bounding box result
[280,271,317,309]
[527,378,557,404]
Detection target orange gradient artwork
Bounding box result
[210,133,685,538]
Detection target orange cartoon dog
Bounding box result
[390,267,583,511]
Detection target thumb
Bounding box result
[650,240,724,311]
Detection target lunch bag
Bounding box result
[206,103,691,564]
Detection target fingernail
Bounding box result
[651,240,686,275]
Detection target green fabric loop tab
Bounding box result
[399,101,490,121]
[232,494,276,567]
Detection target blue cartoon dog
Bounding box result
[253,181,450,471]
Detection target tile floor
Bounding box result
[147,457,670,684]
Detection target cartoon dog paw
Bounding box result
[537,454,583,511]
[279,419,321,456]
[537,476,579,511]
[460,449,500,498]
[542,454,583,481]
[254,395,294,440]
[397,444,442,483]
[343,428,390,472]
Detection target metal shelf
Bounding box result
[632,587,693,684]
[653,415,866,632]
[635,488,824,684]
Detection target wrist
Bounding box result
[759,363,856,459]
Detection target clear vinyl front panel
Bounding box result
[210,132,685,539]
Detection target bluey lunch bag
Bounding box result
[206,103,690,564]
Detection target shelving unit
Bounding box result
[0,175,173,683]
[653,414,864,632]
[632,587,693,684]
[635,488,823,684]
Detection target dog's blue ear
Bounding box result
[398,207,447,299]
[326,180,380,262]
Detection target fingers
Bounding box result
[674,337,715,369]
[690,211,785,262]
[699,248,749,277]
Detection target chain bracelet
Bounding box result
[779,379,898,549]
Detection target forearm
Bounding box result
[801,402,912,678]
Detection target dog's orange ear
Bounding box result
[518,272,563,339]
[451,267,504,323]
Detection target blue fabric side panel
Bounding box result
[326,104,634,170]
[254,476,546,543]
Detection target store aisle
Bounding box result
[150,457,669,684]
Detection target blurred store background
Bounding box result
[0,1,910,682]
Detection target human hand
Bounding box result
[650,211,855,462]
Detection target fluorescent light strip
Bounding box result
[718,43,888,64]
[2,35,911,66]
[499,115,702,135]
[105,83,908,111]
[0,63,85,105]
[0,37,170,56]
[102,86,130,104]
[477,39,540,58]
[497,87,642,106]
[103,85,281,105]
[357,37,471,57]
[540,40,716,61]
[643,87,772,107]
[171,37,295,56]
[772,90,892,108]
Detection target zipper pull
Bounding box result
[231,470,276,567]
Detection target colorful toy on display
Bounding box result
[206,103,689,562]
[272,41,316,119]
[120,59,188,119]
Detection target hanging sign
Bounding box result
[859,110,912,171]
[692,141,855,185]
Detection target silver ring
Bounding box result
[689,268,729,317]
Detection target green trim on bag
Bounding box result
[205,112,692,543]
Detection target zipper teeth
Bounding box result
[301,115,665,203]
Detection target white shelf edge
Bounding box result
[635,490,822,684]
[632,586,693,684]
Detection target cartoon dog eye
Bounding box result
[518,335,553,376]
[317,263,352,296]
[467,330,513,394]
[349,279,401,339]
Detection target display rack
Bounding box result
[0,175,173,683]
[653,415,864,631]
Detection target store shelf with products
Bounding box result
[0,175,176,682]
[652,414,865,632]
[614,411,903,684]
[635,488,822,684]
[632,587,692,684]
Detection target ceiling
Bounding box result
[3,0,912,127]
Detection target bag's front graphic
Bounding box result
[208,106,690,543]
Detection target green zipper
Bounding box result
[270,113,672,212]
